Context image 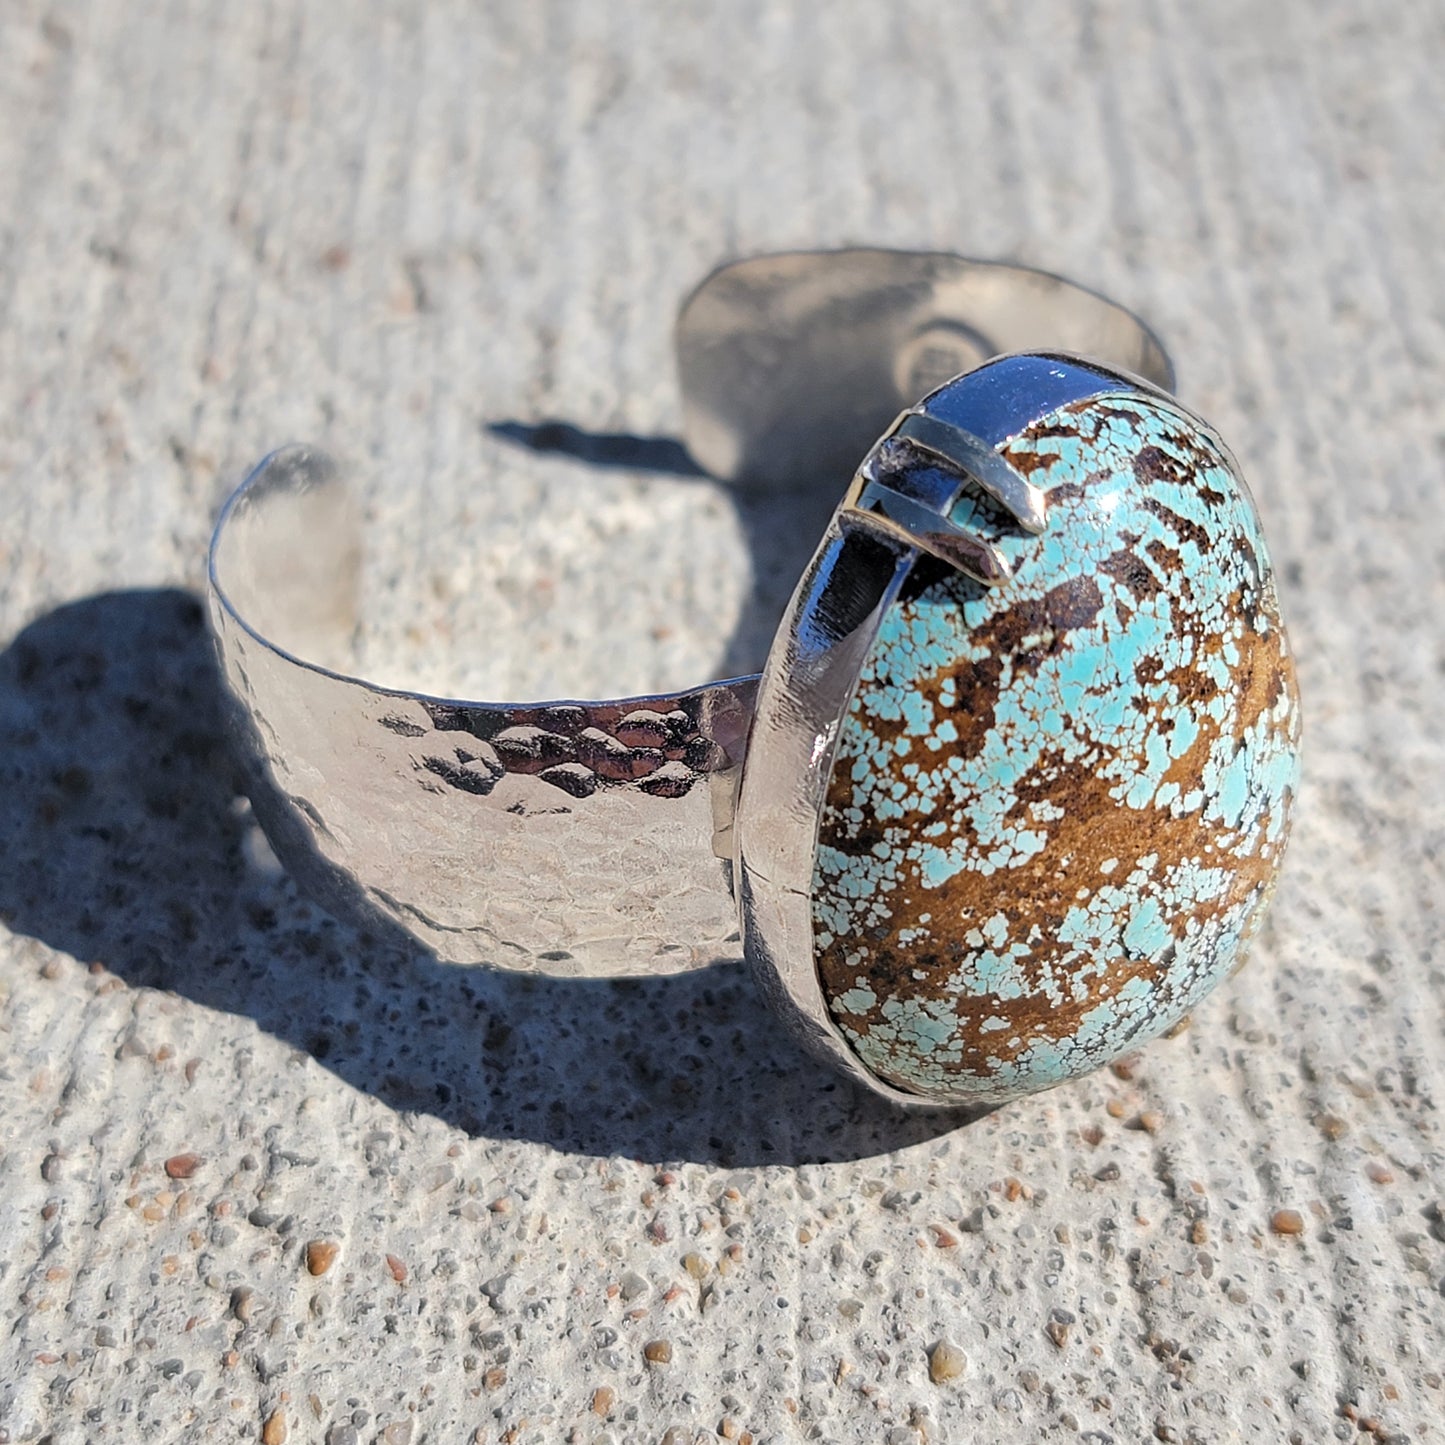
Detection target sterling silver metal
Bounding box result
[209,452,754,979]
[676,249,1172,488]
[840,408,1049,585]
[209,249,1175,1098]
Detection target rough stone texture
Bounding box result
[0,3,1441,1443]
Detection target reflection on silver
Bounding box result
[837,403,1055,586]
[208,253,1176,1099]
[210,446,753,978]
[676,249,1172,490]
[843,478,1014,586]
[889,412,1048,534]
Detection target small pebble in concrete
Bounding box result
[305,1240,339,1276]
[164,1152,203,1179]
[643,1339,673,1366]
[928,1340,966,1382]
[1270,1208,1305,1236]
[261,1408,287,1444]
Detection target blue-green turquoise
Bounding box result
[813,385,1301,1104]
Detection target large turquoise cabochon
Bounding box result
[812,389,1301,1103]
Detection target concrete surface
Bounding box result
[1,2,1443,1441]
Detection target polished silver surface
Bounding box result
[843,479,1016,586]
[839,406,1051,586]
[208,251,1175,1017]
[676,249,1173,489]
[209,447,753,978]
[888,411,1048,534]
[733,352,1169,1104]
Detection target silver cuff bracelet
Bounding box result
[209,250,1300,1107]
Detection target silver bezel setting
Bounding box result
[733,351,1182,1106]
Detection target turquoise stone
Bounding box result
[812,386,1301,1104]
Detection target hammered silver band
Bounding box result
[208,251,1173,984]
